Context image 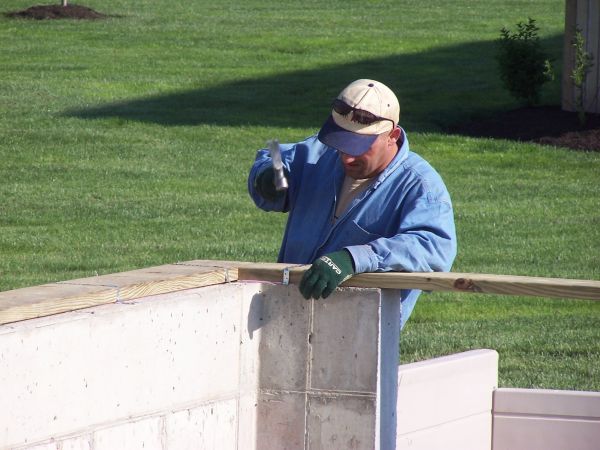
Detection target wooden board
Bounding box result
[237,264,600,301]
[2,260,599,326]
[0,261,250,326]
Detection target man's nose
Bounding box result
[341,153,355,163]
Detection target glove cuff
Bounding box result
[319,250,355,281]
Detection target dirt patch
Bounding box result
[448,105,600,152]
[5,4,108,20]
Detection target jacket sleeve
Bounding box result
[247,147,292,213]
[248,135,325,213]
[345,187,457,274]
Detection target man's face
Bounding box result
[339,128,401,179]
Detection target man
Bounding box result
[248,79,456,328]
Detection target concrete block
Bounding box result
[493,415,600,450]
[93,417,163,450]
[165,399,238,450]
[0,284,245,448]
[250,285,310,391]
[238,284,263,394]
[20,443,57,450]
[58,436,91,450]
[246,286,389,450]
[397,349,498,435]
[311,288,380,393]
[396,411,491,450]
[493,388,600,450]
[307,394,377,450]
[255,391,306,450]
[237,393,259,450]
[493,387,600,417]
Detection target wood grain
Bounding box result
[2,260,598,326]
[0,261,246,326]
[237,265,600,301]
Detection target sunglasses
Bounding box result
[332,99,395,128]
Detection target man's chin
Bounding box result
[343,166,366,179]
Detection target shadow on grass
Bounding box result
[65,34,563,133]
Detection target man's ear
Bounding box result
[389,127,402,145]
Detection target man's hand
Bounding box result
[299,250,355,300]
[254,166,285,202]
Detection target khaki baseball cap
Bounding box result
[318,79,400,156]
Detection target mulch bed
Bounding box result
[448,105,600,152]
[4,4,107,20]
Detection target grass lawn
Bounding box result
[1,0,599,390]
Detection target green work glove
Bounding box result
[299,250,355,300]
[254,166,285,202]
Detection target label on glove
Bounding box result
[320,256,342,275]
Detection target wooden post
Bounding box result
[562,0,600,113]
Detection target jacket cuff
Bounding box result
[345,244,378,274]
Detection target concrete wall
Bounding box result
[396,350,498,450]
[1,281,399,450]
[2,261,599,450]
[1,283,259,450]
[395,351,600,450]
[250,285,400,450]
[493,388,600,450]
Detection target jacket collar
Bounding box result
[372,127,409,189]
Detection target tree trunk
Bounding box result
[62,0,68,7]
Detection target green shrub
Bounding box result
[496,18,554,106]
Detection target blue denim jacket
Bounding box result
[248,130,457,327]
